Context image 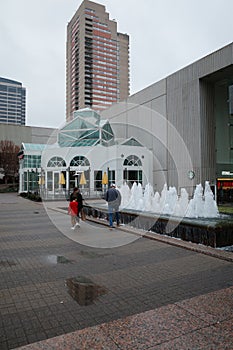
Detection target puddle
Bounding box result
[66,276,107,306]
[79,250,110,259]
[0,259,17,267]
[45,255,73,264]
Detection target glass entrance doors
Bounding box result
[53,172,60,193]
[123,169,142,187]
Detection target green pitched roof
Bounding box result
[121,137,143,147]
[58,109,114,147]
[22,143,48,151]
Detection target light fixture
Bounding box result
[74,170,83,176]
[188,170,195,180]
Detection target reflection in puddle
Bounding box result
[66,276,107,306]
[0,259,17,267]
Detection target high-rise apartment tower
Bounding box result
[66,0,130,121]
[0,77,26,125]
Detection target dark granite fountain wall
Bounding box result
[83,204,233,248]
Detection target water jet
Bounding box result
[84,181,233,248]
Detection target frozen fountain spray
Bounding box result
[119,181,219,218]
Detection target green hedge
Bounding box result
[19,192,42,202]
[0,185,18,193]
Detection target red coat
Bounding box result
[68,201,78,216]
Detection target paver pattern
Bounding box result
[0,193,232,349]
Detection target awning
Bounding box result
[59,172,66,185]
[102,171,108,185]
[38,176,45,185]
[79,171,86,185]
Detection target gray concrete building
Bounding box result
[3,42,233,201]
[0,123,56,148]
[101,43,233,199]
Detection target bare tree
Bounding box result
[0,140,20,184]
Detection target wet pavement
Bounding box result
[0,193,232,349]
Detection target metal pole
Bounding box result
[27,170,29,192]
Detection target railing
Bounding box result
[40,188,105,201]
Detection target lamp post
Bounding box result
[27,169,29,192]
[66,166,70,198]
[35,168,38,193]
[89,167,91,197]
[38,168,45,198]
[74,170,82,187]
[107,167,109,188]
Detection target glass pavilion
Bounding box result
[18,109,152,199]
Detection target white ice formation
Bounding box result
[119,181,219,218]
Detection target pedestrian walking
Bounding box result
[68,198,80,229]
[70,187,84,223]
[76,187,85,221]
[70,187,78,202]
[105,183,121,228]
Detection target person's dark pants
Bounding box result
[108,206,120,227]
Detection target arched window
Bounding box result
[70,156,90,167]
[47,156,66,167]
[123,155,142,166]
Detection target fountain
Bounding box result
[119,181,219,218]
[84,181,233,248]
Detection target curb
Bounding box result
[86,215,233,263]
[46,204,233,263]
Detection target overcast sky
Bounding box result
[1,0,233,128]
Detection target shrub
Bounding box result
[19,192,42,202]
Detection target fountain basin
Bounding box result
[84,204,233,248]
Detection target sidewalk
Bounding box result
[46,199,233,262]
[0,193,232,349]
[13,286,233,349]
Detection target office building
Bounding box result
[66,0,130,121]
[0,77,26,125]
[17,38,233,202]
[101,42,233,200]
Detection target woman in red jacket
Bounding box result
[68,199,79,229]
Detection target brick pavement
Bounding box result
[0,193,232,349]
